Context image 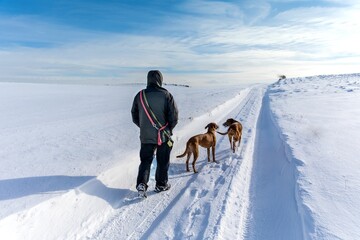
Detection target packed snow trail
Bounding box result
[88,85,265,239]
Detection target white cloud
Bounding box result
[323,0,360,4]
[272,5,360,56]
[1,1,359,85]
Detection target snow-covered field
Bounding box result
[0,73,359,239]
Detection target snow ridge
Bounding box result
[266,74,360,239]
[245,87,316,240]
[265,89,315,239]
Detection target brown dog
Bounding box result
[176,123,219,173]
[217,118,242,153]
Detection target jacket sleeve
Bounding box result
[166,93,179,133]
[131,93,140,128]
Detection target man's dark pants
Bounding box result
[136,142,172,190]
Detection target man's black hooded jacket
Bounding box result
[131,70,179,144]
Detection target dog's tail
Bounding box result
[176,151,187,158]
[216,131,227,135]
[176,143,189,158]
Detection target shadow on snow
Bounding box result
[0,175,95,201]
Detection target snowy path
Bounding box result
[87,85,265,239]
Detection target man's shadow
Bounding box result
[0,176,140,210]
[79,179,143,208]
[0,175,95,201]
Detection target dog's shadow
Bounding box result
[170,148,242,177]
[169,156,223,178]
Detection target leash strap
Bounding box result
[157,123,169,146]
[142,90,161,126]
[139,90,157,129]
[140,90,170,146]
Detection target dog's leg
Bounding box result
[186,153,191,172]
[207,148,210,162]
[228,135,232,149]
[234,135,241,152]
[193,147,199,173]
[212,146,217,163]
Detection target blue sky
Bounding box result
[0,0,359,85]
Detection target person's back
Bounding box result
[132,70,177,144]
[131,70,178,198]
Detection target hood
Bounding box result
[147,70,163,87]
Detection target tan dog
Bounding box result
[176,123,219,173]
[217,118,242,153]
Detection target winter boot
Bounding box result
[137,183,147,198]
[154,183,171,193]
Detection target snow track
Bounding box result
[89,85,265,240]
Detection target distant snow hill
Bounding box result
[108,82,190,87]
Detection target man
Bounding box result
[131,70,178,197]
